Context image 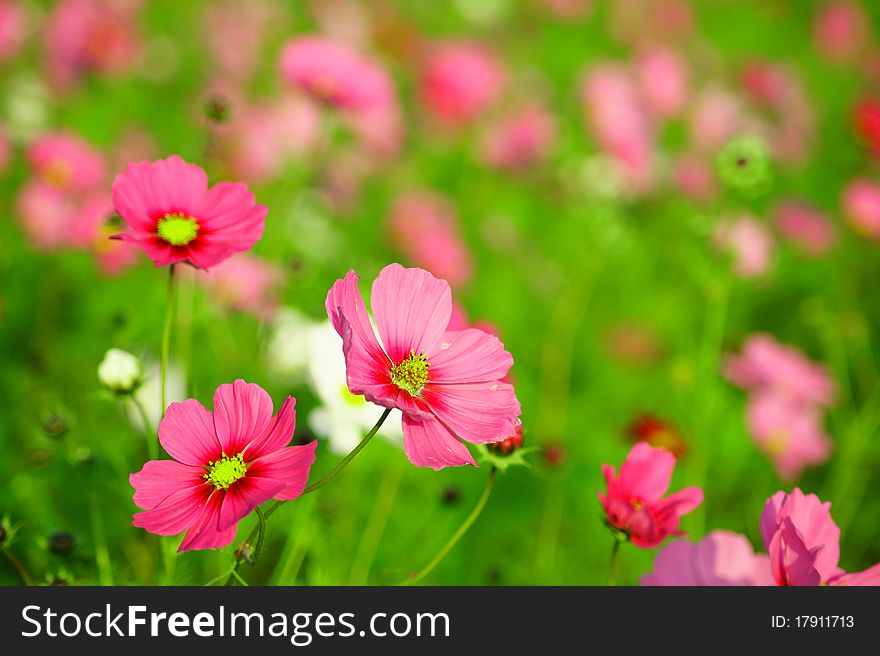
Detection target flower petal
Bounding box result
[212,379,275,455]
[132,484,211,537]
[216,476,286,532]
[615,442,675,503]
[195,181,266,249]
[370,263,452,363]
[243,395,297,459]
[427,328,514,383]
[130,460,204,510]
[402,413,476,470]
[248,441,318,500]
[158,398,222,466]
[420,380,520,444]
[178,490,237,552]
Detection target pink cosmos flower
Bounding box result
[419,41,507,126]
[642,530,774,586]
[27,132,106,191]
[689,88,744,152]
[43,0,141,92]
[635,47,689,118]
[325,263,520,470]
[66,191,140,274]
[111,155,267,269]
[204,0,284,81]
[773,200,836,256]
[194,253,282,319]
[746,392,832,480]
[713,215,774,278]
[724,334,834,407]
[843,179,880,240]
[279,36,392,112]
[0,0,26,62]
[130,380,317,552]
[388,192,473,289]
[814,1,870,64]
[599,442,703,548]
[672,153,716,203]
[479,104,557,170]
[760,488,840,586]
[15,183,79,251]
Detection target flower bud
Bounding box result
[716,134,773,197]
[488,418,524,455]
[98,348,142,394]
[48,532,75,557]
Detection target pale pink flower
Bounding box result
[204,0,285,81]
[724,334,834,407]
[194,253,282,319]
[599,442,703,548]
[814,1,870,64]
[773,200,836,255]
[689,88,744,152]
[27,132,106,191]
[713,216,774,278]
[43,0,141,91]
[843,179,880,239]
[642,530,773,586]
[419,41,507,125]
[760,488,840,586]
[672,153,716,202]
[635,47,689,118]
[388,192,473,289]
[479,104,557,170]
[581,64,654,193]
[746,392,832,480]
[0,0,26,61]
[111,155,266,269]
[65,191,136,273]
[130,380,317,551]
[279,36,393,112]
[325,264,520,470]
[15,183,78,251]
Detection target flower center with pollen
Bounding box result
[391,349,430,396]
[157,212,199,246]
[204,453,247,490]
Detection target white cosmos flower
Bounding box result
[265,307,313,381]
[98,348,142,394]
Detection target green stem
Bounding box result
[3,551,32,586]
[348,458,404,585]
[398,467,497,585]
[90,497,113,586]
[131,395,157,461]
[252,507,267,563]
[160,264,177,420]
[609,539,622,586]
[224,408,392,585]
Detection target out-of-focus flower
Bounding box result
[724,334,834,408]
[610,0,693,47]
[853,98,880,158]
[713,215,774,278]
[581,64,654,193]
[488,418,524,455]
[599,442,703,548]
[306,320,403,455]
[0,0,26,61]
[479,104,556,170]
[689,88,744,153]
[773,200,836,256]
[43,0,141,92]
[265,308,314,381]
[279,36,393,112]
[27,132,106,191]
[130,380,317,551]
[388,191,473,289]
[325,264,520,470]
[626,413,687,457]
[15,183,79,251]
[814,1,870,64]
[98,348,142,394]
[635,47,689,118]
[642,530,773,586]
[193,253,282,319]
[130,361,186,431]
[715,135,773,197]
[419,40,506,126]
[672,153,716,203]
[111,155,266,269]
[310,0,370,47]
[69,193,141,275]
[204,0,285,81]
[843,179,880,239]
[746,392,832,480]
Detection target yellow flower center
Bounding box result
[157,212,200,246]
[390,349,430,396]
[204,453,247,490]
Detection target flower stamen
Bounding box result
[204,452,247,490]
[391,349,430,396]
[157,212,200,246]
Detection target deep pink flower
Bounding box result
[774,200,836,256]
[111,155,266,269]
[279,36,392,112]
[642,530,773,586]
[760,488,841,586]
[194,253,282,319]
[635,47,689,118]
[419,41,507,125]
[325,263,520,470]
[599,442,703,548]
[27,132,106,191]
[0,0,26,61]
[713,215,774,278]
[388,192,473,289]
[479,104,557,170]
[746,392,832,480]
[724,334,834,407]
[130,380,317,552]
[814,1,870,64]
[843,179,880,240]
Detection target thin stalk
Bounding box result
[160,265,178,420]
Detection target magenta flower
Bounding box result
[774,200,836,256]
[843,179,880,240]
[642,530,773,586]
[479,104,557,171]
[130,380,317,552]
[111,155,267,270]
[635,47,690,118]
[325,263,520,470]
[0,1,26,62]
[27,131,106,191]
[599,442,703,548]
